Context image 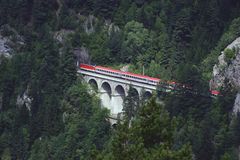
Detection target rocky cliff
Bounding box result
[210,37,240,114]
[0,25,24,59]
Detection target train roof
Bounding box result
[95,66,160,81]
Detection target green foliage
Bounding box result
[136,98,175,147]
[89,31,111,65]
[220,153,233,160]
[121,21,152,63]
[123,86,140,121]
[1,0,240,159]
[59,44,77,92]
[103,97,193,159]
[202,17,240,80]
[224,48,237,64]
[28,83,111,159]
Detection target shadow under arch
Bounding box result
[143,91,152,102]
[115,85,125,97]
[131,87,140,101]
[88,79,98,91]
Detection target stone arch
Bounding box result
[100,82,112,110]
[132,87,140,99]
[88,79,98,91]
[101,82,112,94]
[111,85,126,114]
[115,85,125,97]
[143,91,152,101]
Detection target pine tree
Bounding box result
[32,0,56,27]
[123,87,140,122]
[135,97,175,147]
[59,44,77,92]
[107,30,123,63]
[104,96,193,159]
[93,0,119,19]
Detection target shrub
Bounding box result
[224,48,236,64]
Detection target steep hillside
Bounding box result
[0,0,240,159]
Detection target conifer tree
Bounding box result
[59,44,77,92]
[123,87,140,122]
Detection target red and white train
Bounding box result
[79,63,220,96]
[80,63,160,85]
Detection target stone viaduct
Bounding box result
[77,65,158,117]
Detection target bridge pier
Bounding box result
[99,91,111,111]
[111,94,125,114]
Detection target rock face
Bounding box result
[74,47,90,65]
[0,25,24,58]
[120,65,129,72]
[83,15,96,35]
[53,14,120,66]
[54,29,74,44]
[211,37,240,114]
[16,89,32,111]
[233,93,240,113]
[0,35,11,57]
[104,20,120,36]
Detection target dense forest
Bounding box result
[0,0,240,159]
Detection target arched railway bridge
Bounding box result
[78,64,219,120]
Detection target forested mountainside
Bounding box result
[0,0,240,159]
